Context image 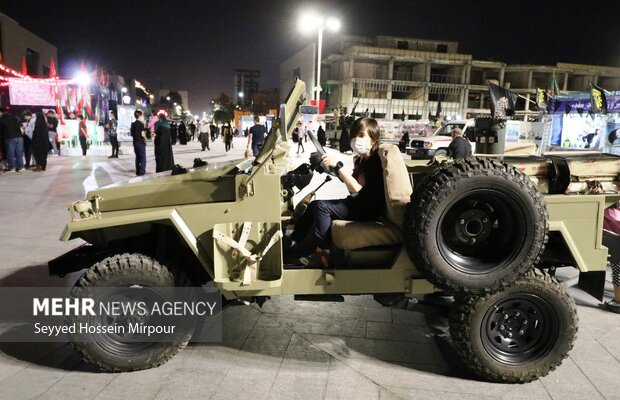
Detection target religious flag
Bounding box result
[590,84,607,114]
[21,55,27,76]
[65,85,72,111]
[94,98,100,124]
[536,88,548,110]
[551,71,560,96]
[435,95,442,118]
[49,57,56,78]
[401,109,406,122]
[488,83,517,119]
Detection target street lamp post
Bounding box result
[299,13,340,102]
[315,26,324,102]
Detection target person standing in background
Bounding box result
[78,114,89,159]
[247,116,266,156]
[222,121,233,154]
[297,125,306,154]
[131,110,147,175]
[199,119,210,151]
[447,128,472,159]
[46,110,58,155]
[107,111,119,158]
[21,110,35,168]
[154,113,174,172]
[1,107,25,173]
[32,110,49,171]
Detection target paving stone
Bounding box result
[0,344,82,399]
[323,359,382,400]
[269,355,330,400]
[39,363,119,400]
[153,368,226,400]
[365,321,437,344]
[94,349,190,400]
[540,357,604,400]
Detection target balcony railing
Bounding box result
[430,74,462,84]
[392,71,426,82]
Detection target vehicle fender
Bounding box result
[61,208,203,260]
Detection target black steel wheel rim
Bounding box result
[87,287,168,357]
[437,189,527,274]
[481,293,558,365]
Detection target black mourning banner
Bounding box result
[489,83,517,118]
[590,84,607,114]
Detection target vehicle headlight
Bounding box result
[424,142,433,149]
[69,196,101,221]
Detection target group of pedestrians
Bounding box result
[0,107,64,173]
[129,110,175,175]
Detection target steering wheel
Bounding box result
[307,131,340,177]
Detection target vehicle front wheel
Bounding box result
[449,268,577,383]
[70,253,191,372]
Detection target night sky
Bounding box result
[1,0,618,114]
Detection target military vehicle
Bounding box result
[50,79,620,383]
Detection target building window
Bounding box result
[437,44,448,53]
[397,41,408,50]
[25,48,39,76]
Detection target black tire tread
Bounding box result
[72,253,188,372]
[449,268,578,383]
[404,157,549,294]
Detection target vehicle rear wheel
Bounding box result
[449,268,577,383]
[404,157,547,294]
[70,253,191,372]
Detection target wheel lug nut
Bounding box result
[483,218,488,223]
[470,238,476,244]
[519,330,524,335]
[508,332,513,338]
[500,325,505,330]
[504,314,509,320]
[523,320,528,324]
[460,219,465,225]
[515,312,520,317]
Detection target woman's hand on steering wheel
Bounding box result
[321,154,337,168]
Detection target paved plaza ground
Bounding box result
[0,137,618,399]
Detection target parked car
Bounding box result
[408,120,475,158]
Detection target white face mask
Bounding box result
[351,136,372,155]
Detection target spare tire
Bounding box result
[404,157,548,294]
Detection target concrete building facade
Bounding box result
[234,69,260,108]
[281,35,620,121]
[0,12,57,77]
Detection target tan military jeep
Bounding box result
[50,79,620,383]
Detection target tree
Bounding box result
[212,92,234,123]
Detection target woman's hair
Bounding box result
[78,114,84,120]
[350,117,381,152]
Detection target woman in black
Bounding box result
[154,114,175,172]
[222,122,233,153]
[32,110,50,171]
[290,117,385,267]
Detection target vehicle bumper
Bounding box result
[407,147,434,159]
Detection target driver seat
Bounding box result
[330,144,412,266]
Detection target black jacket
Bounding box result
[447,136,472,159]
[0,114,22,140]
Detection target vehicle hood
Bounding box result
[86,159,251,212]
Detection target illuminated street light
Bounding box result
[73,72,91,86]
[166,96,171,101]
[121,87,128,93]
[238,92,244,98]
[298,12,340,101]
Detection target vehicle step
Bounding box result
[294,294,345,302]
